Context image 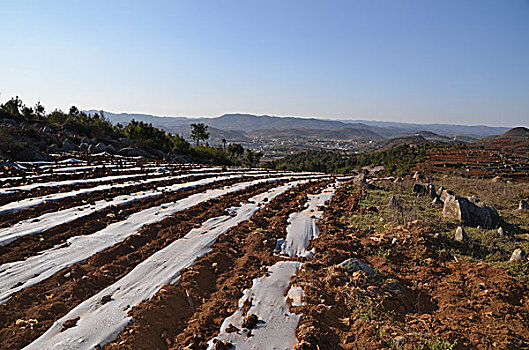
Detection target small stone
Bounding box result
[454,226,468,242]
[498,227,505,236]
[509,248,526,262]
[492,176,504,183]
[519,200,529,210]
[338,258,377,276]
[394,336,406,346]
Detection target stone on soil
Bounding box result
[443,194,499,228]
[338,258,376,276]
[454,226,468,242]
[509,248,525,262]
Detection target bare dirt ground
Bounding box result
[292,184,529,350]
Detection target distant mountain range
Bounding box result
[85,110,510,144]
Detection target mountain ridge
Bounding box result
[85,110,510,139]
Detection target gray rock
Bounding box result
[454,226,468,241]
[354,173,367,187]
[79,142,89,152]
[94,142,107,152]
[413,183,429,196]
[432,197,444,206]
[509,248,525,262]
[519,200,529,210]
[427,184,436,198]
[443,194,499,228]
[106,144,116,154]
[47,144,60,153]
[338,258,376,276]
[118,147,147,157]
[62,139,78,152]
[115,137,134,148]
[412,171,423,180]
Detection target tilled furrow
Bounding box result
[208,181,340,349]
[103,179,332,350]
[0,176,250,265]
[0,179,283,350]
[0,173,215,228]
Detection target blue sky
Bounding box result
[1,0,528,126]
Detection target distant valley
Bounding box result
[86,110,510,158]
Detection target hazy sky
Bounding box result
[1,0,528,126]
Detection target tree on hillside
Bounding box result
[226,143,244,160]
[190,123,210,146]
[243,149,263,167]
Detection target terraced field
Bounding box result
[0,157,339,349]
[1,157,528,350]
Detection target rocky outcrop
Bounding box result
[62,139,78,152]
[443,195,499,228]
[94,142,108,152]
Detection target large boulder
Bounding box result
[47,143,60,153]
[413,183,435,197]
[78,142,89,152]
[442,195,499,228]
[438,187,455,201]
[94,142,107,152]
[106,144,116,154]
[353,173,367,187]
[118,147,147,158]
[62,139,78,152]
[114,138,135,149]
